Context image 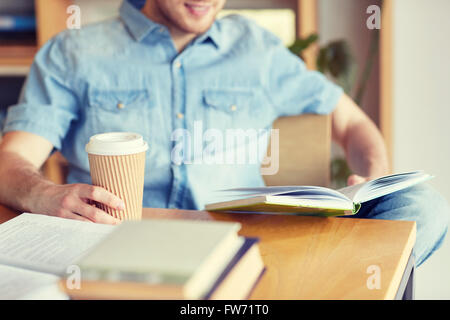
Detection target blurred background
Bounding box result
[0,0,449,299]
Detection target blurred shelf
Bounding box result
[0,45,36,75]
[0,0,72,75]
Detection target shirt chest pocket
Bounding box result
[202,88,273,130]
[86,89,152,137]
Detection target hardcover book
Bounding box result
[205,171,432,217]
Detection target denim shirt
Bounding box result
[3,0,343,210]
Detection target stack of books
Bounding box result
[61,219,264,300]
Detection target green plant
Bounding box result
[288,29,379,188]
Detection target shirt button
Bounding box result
[230,105,237,111]
[174,61,182,69]
[158,27,164,33]
[176,113,184,119]
[117,102,125,109]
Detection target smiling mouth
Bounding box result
[184,2,212,17]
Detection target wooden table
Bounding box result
[0,204,416,300]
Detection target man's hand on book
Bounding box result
[347,174,372,186]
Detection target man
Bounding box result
[0,0,447,266]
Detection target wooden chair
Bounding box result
[34,0,72,185]
[263,114,330,187]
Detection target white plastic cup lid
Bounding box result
[85,132,148,156]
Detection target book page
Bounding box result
[339,171,432,203]
[0,213,115,276]
[213,186,351,203]
[337,183,366,201]
[0,264,67,300]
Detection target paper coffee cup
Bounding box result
[85,132,148,220]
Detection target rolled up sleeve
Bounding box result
[3,35,79,150]
[265,39,343,117]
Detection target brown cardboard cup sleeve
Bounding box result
[85,132,148,220]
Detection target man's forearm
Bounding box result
[331,94,390,180]
[0,151,54,212]
[343,119,390,178]
[0,132,122,223]
[0,150,122,224]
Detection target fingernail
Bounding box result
[117,202,125,210]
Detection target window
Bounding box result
[221,0,297,46]
[218,9,296,46]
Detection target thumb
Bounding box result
[347,174,367,186]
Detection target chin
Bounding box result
[175,11,217,34]
[156,0,223,35]
[174,1,222,34]
[179,20,214,34]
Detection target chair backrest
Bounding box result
[262,114,331,187]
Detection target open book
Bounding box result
[0,213,115,299]
[205,171,432,216]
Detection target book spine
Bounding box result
[353,202,361,214]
